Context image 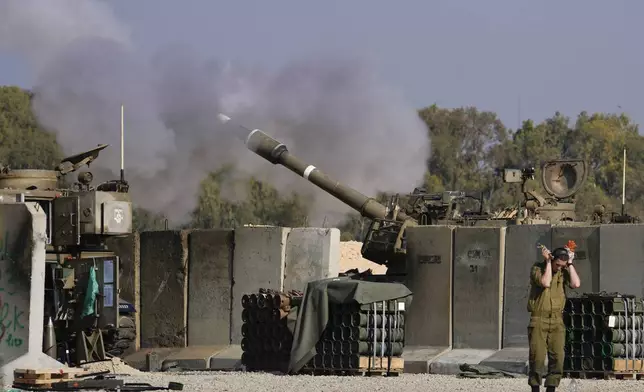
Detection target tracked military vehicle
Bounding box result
[217,114,638,276]
[0,144,135,365]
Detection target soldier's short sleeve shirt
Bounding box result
[527,262,568,313]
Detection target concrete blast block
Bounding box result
[503,224,551,347]
[405,225,453,347]
[0,203,62,388]
[106,232,141,352]
[599,224,644,297]
[453,226,506,350]
[551,226,599,294]
[105,234,139,305]
[231,226,289,344]
[139,230,189,348]
[284,228,340,292]
[187,229,234,346]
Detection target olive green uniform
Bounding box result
[527,261,571,388]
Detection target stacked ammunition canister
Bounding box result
[564,293,644,372]
[240,289,303,372]
[304,299,405,372]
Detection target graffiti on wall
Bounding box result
[0,294,24,348]
[0,230,28,352]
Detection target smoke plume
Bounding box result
[0,0,430,225]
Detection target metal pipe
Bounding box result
[582,315,593,329]
[640,298,644,360]
[582,329,593,343]
[632,298,636,369]
[241,294,250,309]
[624,297,629,366]
[582,299,593,314]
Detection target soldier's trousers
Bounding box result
[528,314,565,387]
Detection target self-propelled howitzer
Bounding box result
[217,114,417,273]
[218,115,609,275]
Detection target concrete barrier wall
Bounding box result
[284,228,340,292]
[106,233,141,352]
[106,234,140,306]
[598,224,644,297]
[112,222,644,373]
[405,226,453,347]
[231,226,290,344]
[139,230,190,348]
[551,225,600,293]
[116,225,342,355]
[187,229,234,346]
[0,204,36,363]
[0,203,61,387]
[453,227,505,350]
[401,223,644,374]
[6,214,643,374]
[502,224,551,347]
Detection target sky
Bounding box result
[0,0,641,129]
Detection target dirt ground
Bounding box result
[339,241,386,274]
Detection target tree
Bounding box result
[418,104,508,195]
[190,165,311,229]
[568,112,644,218]
[0,86,62,169]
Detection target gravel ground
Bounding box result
[100,371,640,392]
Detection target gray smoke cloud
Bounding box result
[0,0,430,225]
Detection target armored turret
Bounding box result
[0,144,132,251]
[500,159,588,224]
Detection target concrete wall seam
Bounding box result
[497,227,507,351]
[228,230,236,345]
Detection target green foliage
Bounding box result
[189,164,311,230]
[2,84,644,236]
[0,86,63,169]
[419,105,508,192]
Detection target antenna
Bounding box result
[617,106,626,215]
[120,104,125,183]
[622,147,626,215]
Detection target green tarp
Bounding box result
[287,276,412,373]
[457,364,522,378]
[81,267,99,317]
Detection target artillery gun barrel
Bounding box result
[217,114,411,222]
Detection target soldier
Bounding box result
[527,246,581,392]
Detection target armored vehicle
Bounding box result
[217,114,637,276]
[0,144,135,365]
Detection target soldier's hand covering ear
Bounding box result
[541,246,551,261]
[565,247,575,263]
